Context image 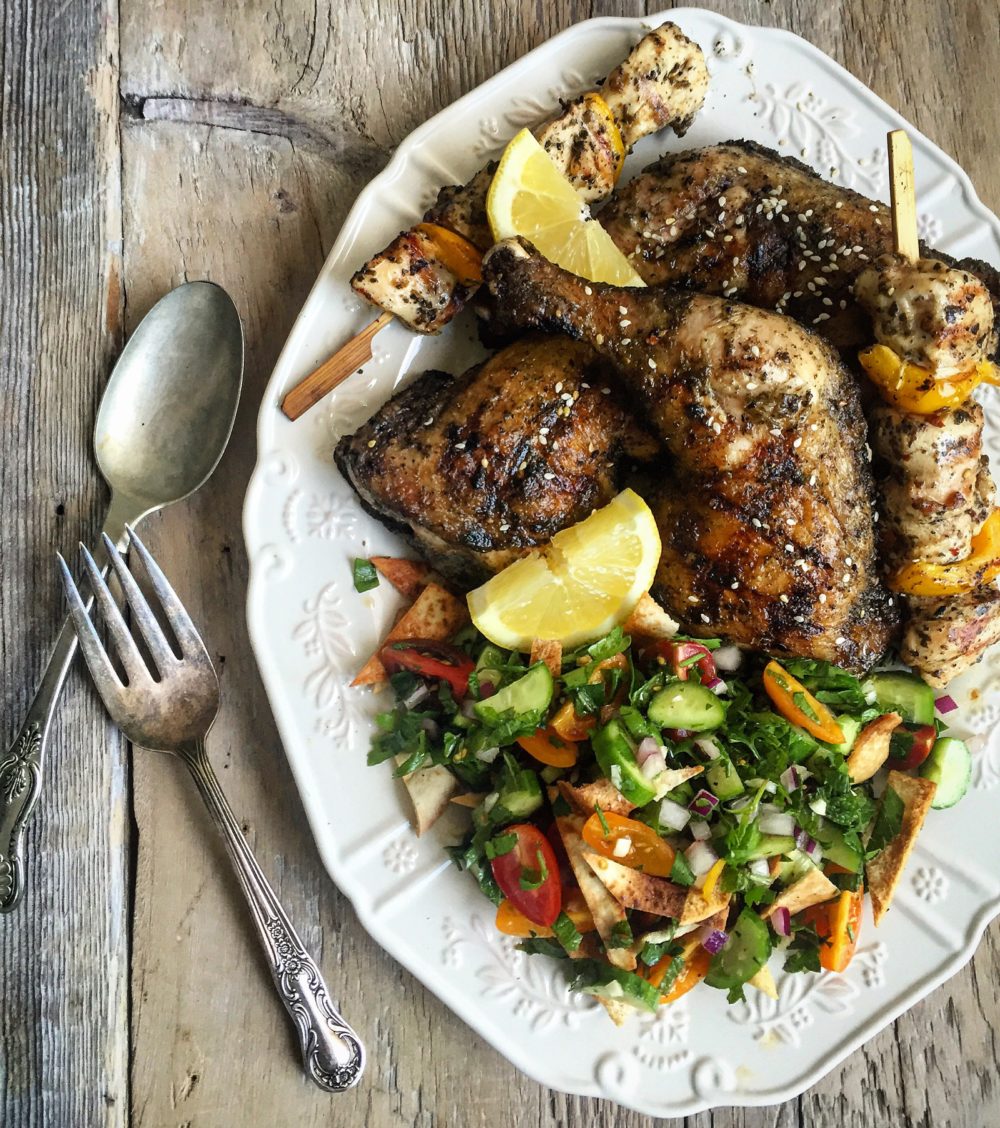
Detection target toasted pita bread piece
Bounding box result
[353,582,469,687]
[449,792,486,808]
[622,592,679,640]
[847,712,902,784]
[678,883,732,927]
[554,815,635,971]
[529,638,563,678]
[370,556,433,599]
[394,756,458,835]
[597,996,632,1026]
[583,852,689,919]
[557,778,635,818]
[866,770,937,925]
[762,867,838,921]
[748,964,779,1000]
[652,765,704,797]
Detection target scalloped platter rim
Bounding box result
[242,8,1000,1115]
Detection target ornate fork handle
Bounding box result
[181,739,365,1092]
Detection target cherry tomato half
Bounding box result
[645,943,712,1003]
[494,890,595,937]
[550,654,630,740]
[581,811,676,877]
[490,824,561,927]
[517,727,579,768]
[379,639,474,697]
[886,724,937,771]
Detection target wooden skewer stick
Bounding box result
[280,311,394,421]
[887,129,919,263]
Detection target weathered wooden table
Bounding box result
[3,2,999,1125]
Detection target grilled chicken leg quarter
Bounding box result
[483,239,897,669]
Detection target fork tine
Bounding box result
[77,542,150,685]
[57,553,129,708]
[100,532,177,675]
[125,526,210,661]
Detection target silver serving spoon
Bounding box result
[0,281,244,911]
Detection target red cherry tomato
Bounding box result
[642,640,717,684]
[490,824,562,927]
[885,724,937,771]
[379,638,474,697]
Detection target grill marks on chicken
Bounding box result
[597,140,1000,356]
[483,239,895,669]
[334,335,658,586]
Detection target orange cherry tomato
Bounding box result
[517,727,579,768]
[802,884,863,972]
[645,943,712,1003]
[495,891,595,937]
[581,811,676,877]
[762,659,844,745]
[891,509,1000,597]
[551,653,630,740]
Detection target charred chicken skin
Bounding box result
[483,238,896,670]
[334,335,658,586]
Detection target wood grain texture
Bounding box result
[4,1,1000,1127]
[0,2,130,1127]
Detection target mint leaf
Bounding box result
[352,558,379,593]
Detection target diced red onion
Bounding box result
[694,737,721,761]
[636,736,662,765]
[665,728,693,741]
[795,828,820,855]
[748,858,772,880]
[641,751,668,780]
[704,675,728,696]
[759,812,797,837]
[779,766,800,792]
[474,745,501,763]
[688,789,720,817]
[700,927,729,955]
[420,717,440,739]
[771,906,792,937]
[935,694,958,715]
[402,684,431,709]
[684,839,719,877]
[461,698,479,720]
[658,797,691,831]
[713,644,743,672]
[689,819,711,841]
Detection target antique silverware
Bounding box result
[0,282,243,911]
[57,528,365,1093]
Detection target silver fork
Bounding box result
[57,528,365,1093]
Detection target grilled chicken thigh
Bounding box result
[335,335,658,586]
[594,141,1000,357]
[483,239,895,669]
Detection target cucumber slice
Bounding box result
[862,671,935,725]
[592,719,657,806]
[704,908,772,991]
[743,833,796,862]
[919,737,972,809]
[475,663,554,720]
[648,681,725,731]
[818,823,863,872]
[705,757,745,801]
[824,715,861,756]
[572,962,660,1013]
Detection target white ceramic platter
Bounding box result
[243,9,1000,1114]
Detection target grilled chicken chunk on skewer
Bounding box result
[483,238,895,670]
[854,249,1000,686]
[591,140,1000,359]
[335,335,659,587]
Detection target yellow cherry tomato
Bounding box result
[581,811,676,877]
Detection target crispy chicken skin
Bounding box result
[900,584,1000,688]
[483,239,896,670]
[334,335,658,586]
[854,255,996,375]
[596,141,1000,357]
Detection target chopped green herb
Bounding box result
[352,557,380,593]
[608,917,634,949]
[516,937,568,958]
[866,786,905,859]
[594,804,611,836]
[783,923,824,974]
[519,848,549,891]
[484,832,518,859]
[670,851,695,887]
[552,911,583,954]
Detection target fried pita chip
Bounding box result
[554,815,635,971]
[557,778,634,818]
[352,582,470,687]
[529,638,563,678]
[622,592,680,640]
[762,867,838,920]
[583,852,689,919]
[866,770,937,925]
[394,756,458,835]
[449,792,486,808]
[597,996,632,1026]
[679,884,732,927]
[748,964,779,1000]
[652,765,704,796]
[370,556,433,599]
[847,712,902,784]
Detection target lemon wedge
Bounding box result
[486,128,646,286]
[467,489,661,650]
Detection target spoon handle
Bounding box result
[0,514,131,911]
[181,740,365,1091]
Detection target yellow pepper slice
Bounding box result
[858,344,1000,414]
[413,222,484,285]
[891,509,1000,596]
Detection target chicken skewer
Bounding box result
[482,237,896,670]
[281,22,709,420]
[855,131,1000,686]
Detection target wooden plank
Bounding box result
[0,1,129,1127]
[113,3,1000,1128]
